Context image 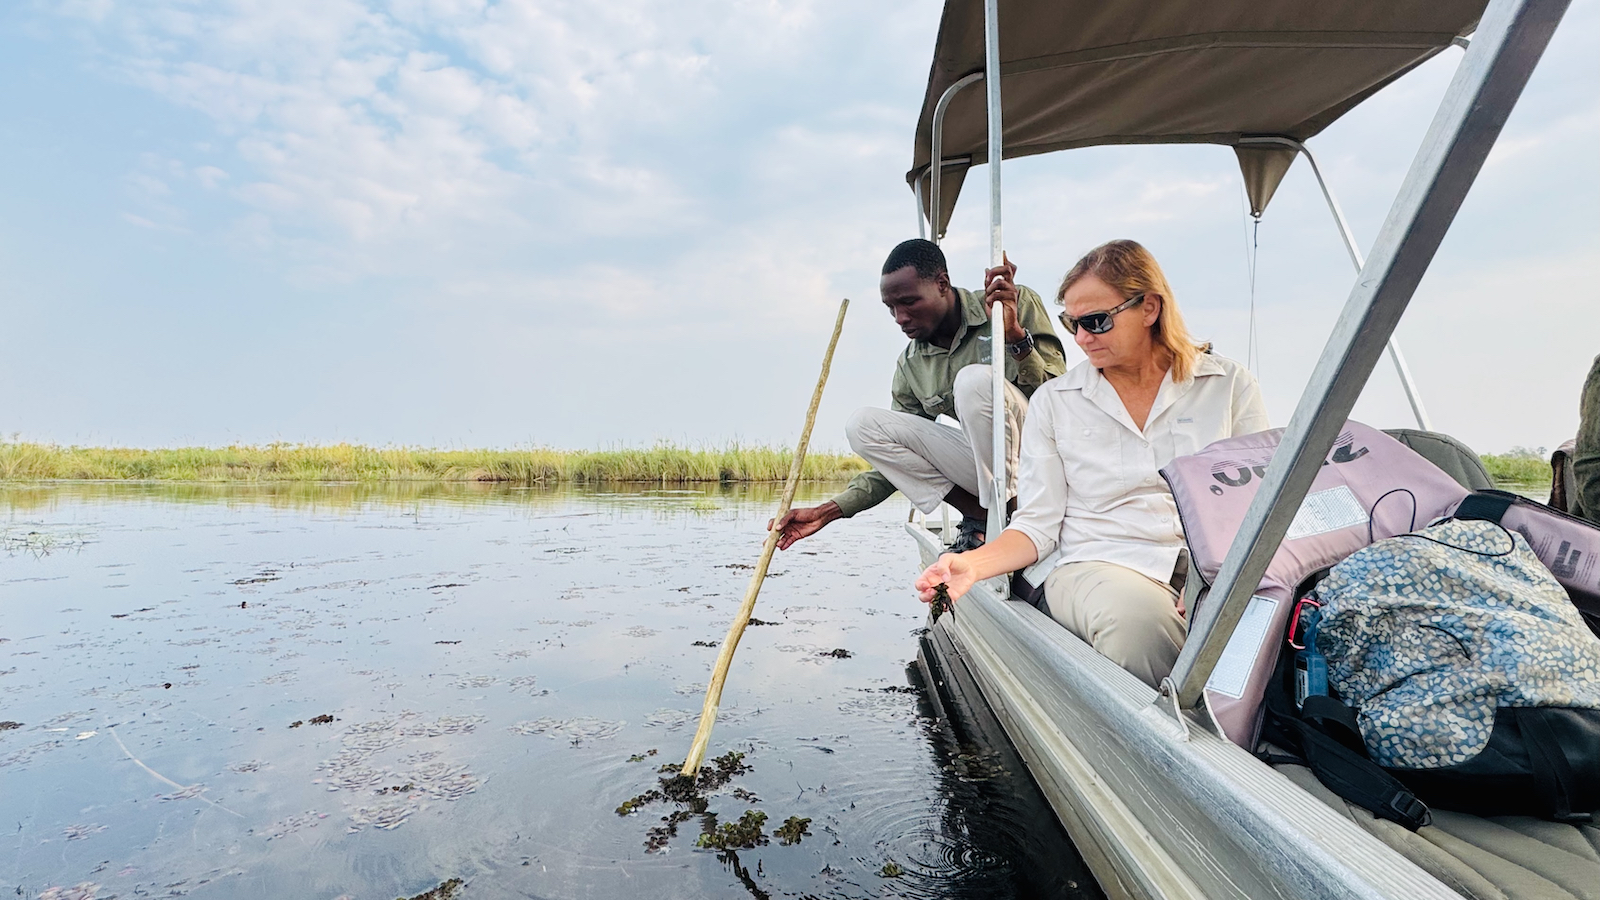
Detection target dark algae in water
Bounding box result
[397,877,464,900]
[931,582,952,621]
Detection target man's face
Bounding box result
[879,266,952,341]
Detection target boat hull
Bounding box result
[909,521,1462,900]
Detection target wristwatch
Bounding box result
[1006,329,1035,359]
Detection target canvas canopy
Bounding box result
[911,0,1486,235]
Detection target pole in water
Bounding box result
[681,298,850,777]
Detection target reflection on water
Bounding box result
[1,483,1098,899]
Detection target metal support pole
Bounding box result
[930,72,983,245]
[1239,136,1435,430]
[982,0,1006,543]
[1169,0,1568,709]
[914,173,927,239]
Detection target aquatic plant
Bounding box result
[930,583,951,621]
[696,810,769,850]
[879,861,905,878]
[397,878,463,900]
[0,440,866,484]
[774,815,811,845]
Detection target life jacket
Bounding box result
[1453,489,1600,636]
[1159,422,1469,748]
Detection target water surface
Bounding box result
[1,483,1097,900]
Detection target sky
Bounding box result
[1,0,1596,456]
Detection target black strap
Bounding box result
[1517,708,1592,823]
[1454,491,1516,524]
[1262,668,1431,830]
[1286,717,1433,830]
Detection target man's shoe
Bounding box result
[948,516,986,553]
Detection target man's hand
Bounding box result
[983,252,1024,344]
[769,501,843,550]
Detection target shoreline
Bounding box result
[0,442,1549,487]
[0,442,868,484]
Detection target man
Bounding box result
[1573,354,1600,524]
[774,239,1066,551]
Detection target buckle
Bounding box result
[1288,596,1322,650]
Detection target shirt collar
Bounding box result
[913,286,986,355]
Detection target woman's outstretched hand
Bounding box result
[915,553,978,605]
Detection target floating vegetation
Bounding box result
[643,709,693,730]
[399,715,485,737]
[0,523,90,556]
[398,878,464,900]
[308,714,335,725]
[0,720,21,731]
[37,883,100,900]
[627,749,659,763]
[257,810,327,841]
[449,675,497,690]
[0,440,867,484]
[820,648,853,659]
[508,717,623,743]
[774,815,811,845]
[747,617,777,626]
[62,823,107,841]
[879,861,905,878]
[696,810,768,849]
[691,640,719,647]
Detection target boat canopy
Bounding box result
[910,0,1487,234]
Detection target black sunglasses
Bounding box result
[1059,293,1145,335]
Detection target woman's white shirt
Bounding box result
[1006,353,1269,585]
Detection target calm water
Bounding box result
[1,483,1098,900]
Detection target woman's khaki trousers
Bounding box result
[1042,561,1187,689]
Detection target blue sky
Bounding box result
[2,0,1596,455]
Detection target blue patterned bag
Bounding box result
[1315,518,1600,821]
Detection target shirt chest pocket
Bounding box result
[1170,416,1205,458]
[920,393,953,418]
[1058,425,1124,510]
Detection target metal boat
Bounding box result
[900,2,1593,898]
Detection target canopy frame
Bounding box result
[1239,134,1435,430]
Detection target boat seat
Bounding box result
[1275,762,1600,900]
[1384,428,1496,492]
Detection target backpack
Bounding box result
[1309,518,1600,822]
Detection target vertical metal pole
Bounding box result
[930,73,983,246]
[1169,0,1569,708]
[983,0,1006,542]
[914,173,927,239]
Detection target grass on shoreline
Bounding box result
[0,442,869,484]
[0,442,1551,488]
[1480,452,1555,486]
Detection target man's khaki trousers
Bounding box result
[844,364,1025,515]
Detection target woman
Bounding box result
[915,240,1269,688]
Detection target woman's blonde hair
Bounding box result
[1057,239,1209,383]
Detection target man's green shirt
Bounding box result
[1572,354,1600,524]
[831,285,1068,517]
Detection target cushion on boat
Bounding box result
[1277,762,1600,900]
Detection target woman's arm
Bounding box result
[915,530,1039,604]
[1231,366,1271,435]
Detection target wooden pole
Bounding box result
[682,298,849,776]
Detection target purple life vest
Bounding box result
[1160,422,1469,748]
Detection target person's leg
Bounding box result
[844,407,983,514]
[1041,561,1187,689]
[951,364,1027,514]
